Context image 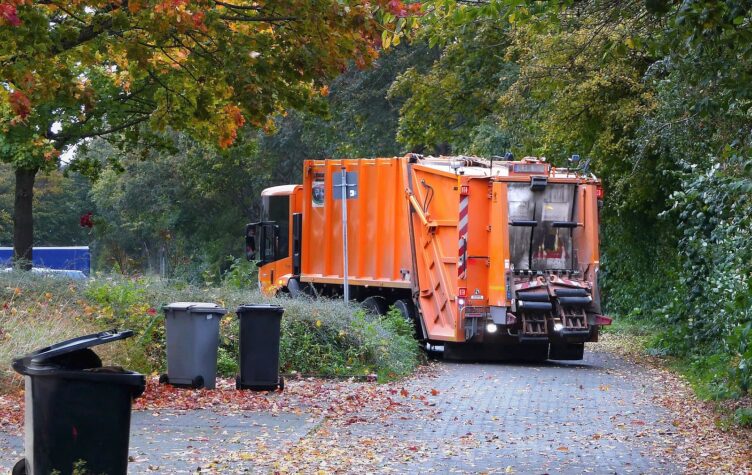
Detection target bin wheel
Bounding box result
[158,374,169,385]
[192,375,204,389]
[278,376,285,392]
[235,376,241,390]
[12,459,26,475]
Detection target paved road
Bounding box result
[0,351,685,474]
[350,351,684,474]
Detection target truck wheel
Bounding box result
[12,459,26,475]
[395,299,425,339]
[394,299,416,322]
[361,296,388,316]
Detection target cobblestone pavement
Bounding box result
[0,350,686,474]
[346,351,685,474]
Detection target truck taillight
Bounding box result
[458,287,467,297]
[596,185,604,199]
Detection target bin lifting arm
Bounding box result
[406,189,437,231]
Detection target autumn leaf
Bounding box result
[400,388,409,397]
[9,90,31,119]
[430,388,440,396]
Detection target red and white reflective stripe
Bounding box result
[458,194,469,279]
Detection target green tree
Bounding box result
[0,0,395,268]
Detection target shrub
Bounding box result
[0,272,423,391]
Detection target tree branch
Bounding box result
[213,0,262,11]
[218,15,296,22]
[50,115,149,148]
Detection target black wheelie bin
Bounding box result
[11,329,145,475]
[160,302,227,389]
[235,304,285,391]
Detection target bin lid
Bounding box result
[12,329,133,375]
[236,304,285,315]
[163,302,228,315]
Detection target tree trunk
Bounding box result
[13,167,37,271]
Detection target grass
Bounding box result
[0,271,423,392]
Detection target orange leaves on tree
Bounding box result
[386,0,421,18]
[127,0,143,13]
[191,11,206,30]
[9,90,31,119]
[218,104,245,148]
[43,149,60,162]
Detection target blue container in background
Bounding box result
[0,246,91,276]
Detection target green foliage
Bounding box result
[222,257,258,291]
[276,300,422,380]
[388,22,515,153]
[734,407,752,428]
[216,346,239,377]
[2,272,422,382]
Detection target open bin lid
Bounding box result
[12,329,133,376]
[163,302,228,315]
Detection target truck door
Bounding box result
[251,194,291,293]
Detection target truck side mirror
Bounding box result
[245,223,257,261]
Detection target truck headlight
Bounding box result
[486,323,498,333]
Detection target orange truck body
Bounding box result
[248,155,610,360]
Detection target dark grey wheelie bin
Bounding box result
[235,304,285,391]
[160,302,227,389]
[11,329,145,475]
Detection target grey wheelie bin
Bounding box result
[11,329,145,475]
[160,302,227,389]
[235,304,285,391]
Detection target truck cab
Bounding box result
[246,185,302,294]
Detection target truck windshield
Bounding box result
[508,183,576,271]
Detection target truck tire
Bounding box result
[12,459,26,475]
[395,298,425,339]
[361,296,388,316]
[394,299,416,322]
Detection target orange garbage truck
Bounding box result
[246,154,612,360]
